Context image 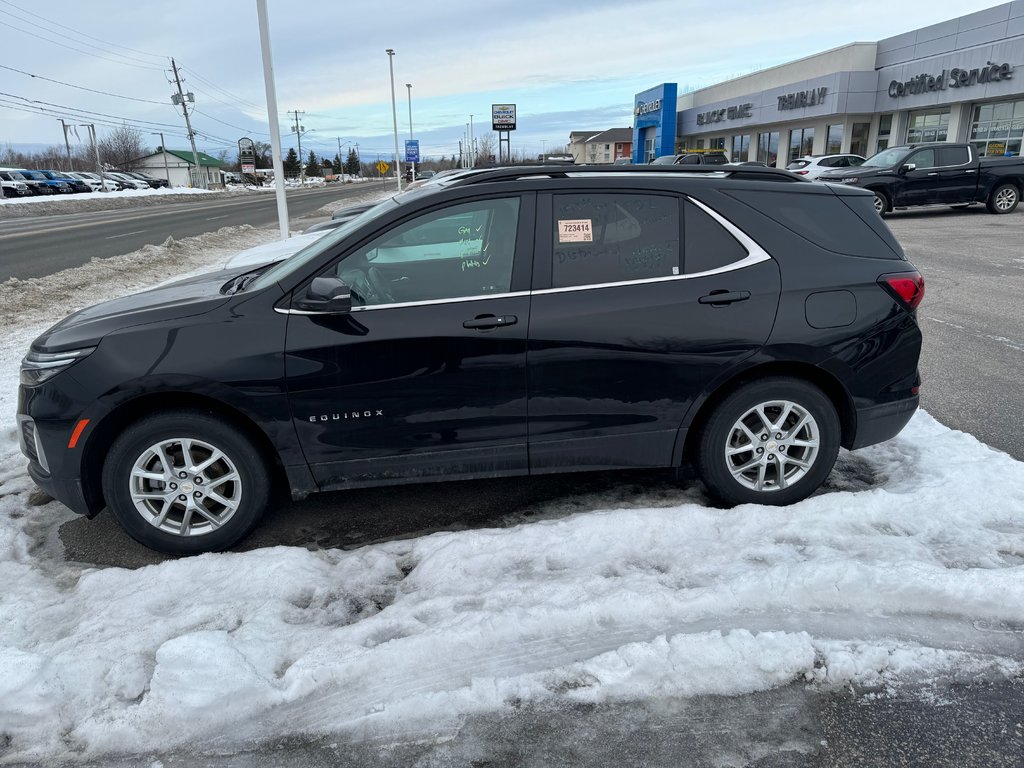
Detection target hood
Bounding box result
[223,230,329,270]
[35,265,254,352]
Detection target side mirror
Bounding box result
[295,276,352,314]
[898,163,916,175]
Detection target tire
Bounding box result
[101,410,271,554]
[696,377,840,507]
[871,190,890,216]
[986,183,1019,214]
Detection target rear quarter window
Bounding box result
[724,188,904,259]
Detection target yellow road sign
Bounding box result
[376,160,390,174]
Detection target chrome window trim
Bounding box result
[276,195,772,313]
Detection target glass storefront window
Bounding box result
[876,114,893,153]
[850,122,870,157]
[788,127,814,162]
[731,134,750,163]
[710,137,725,150]
[758,131,779,166]
[826,124,844,154]
[970,99,1024,156]
[907,109,950,143]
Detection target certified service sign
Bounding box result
[492,103,516,131]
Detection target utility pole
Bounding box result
[354,142,360,177]
[290,109,305,184]
[406,83,414,180]
[386,48,402,192]
[469,114,475,168]
[336,136,343,177]
[170,57,205,189]
[57,119,73,170]
[81,123,107,191]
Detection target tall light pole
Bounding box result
[256,0,290,240]
[469,114,475,168]
[406,83,414,180]
[386,48,402,192]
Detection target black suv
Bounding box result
[18,166,924,554]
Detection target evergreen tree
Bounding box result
[305,150,321,176]
[332,153,342,173]
[282,147,300,177]
[345,148,360,175]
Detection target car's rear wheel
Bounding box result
[871,190,890,216]
[101,410,271,554]
[696,377,840,507]
[986,183,1019,214]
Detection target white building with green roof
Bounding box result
[134,148,223,188]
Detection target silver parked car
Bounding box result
[786,154,866,180]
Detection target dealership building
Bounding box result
[632,2,1024,166]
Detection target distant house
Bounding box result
[582,128,634,164]
[568,131,599,164]
[133,148,224,188]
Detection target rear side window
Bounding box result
[683,201,748,274]
[937,146,969,166]
[724,189,904,259]
[551,194,680,288]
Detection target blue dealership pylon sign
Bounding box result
[405,140,420,163]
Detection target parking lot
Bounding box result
[885,206,1024,460]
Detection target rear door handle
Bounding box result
[698,290,751,306]
[463,314,518,330]
[927,172,939,176]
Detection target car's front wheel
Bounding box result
[696,377,840,507]
[101,410,271,554]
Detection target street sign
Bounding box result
[237,137,256,175]
[492,103,516,131]
[376,160,390,175]
[405,140,420,163]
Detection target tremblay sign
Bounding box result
[697,103,753,125]
[889,61,1014,97]
[778,87,828,111]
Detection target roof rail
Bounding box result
[446,164,803,185]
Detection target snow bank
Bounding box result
[0,228,1021,762]
[0,186,254,220]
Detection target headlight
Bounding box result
[20,347,96,386]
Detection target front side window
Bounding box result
[551,194,679,289]
[332,198,520,306]
[907,148,936,169]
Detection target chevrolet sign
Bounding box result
[635,99,662,116]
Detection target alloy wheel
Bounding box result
[724,400,820,492]
[128,437,242,536]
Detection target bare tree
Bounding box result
[98,124,148,170]
[474,133,496,166]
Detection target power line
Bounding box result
[193,109,270,137]
[180,66,265,112]
[1,90,189,130]
[0,63,167,105]
[0,17,166,71]
[0,0,168,63]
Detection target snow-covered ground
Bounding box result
[0,186,213,207]
[0,227,1022,763]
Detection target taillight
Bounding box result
[879,271,925,310]
[795,170,809,175]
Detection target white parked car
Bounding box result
[105,171,150,190]
[786,154,866,180]
[66,172,119,192]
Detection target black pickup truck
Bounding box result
[816,142,1024,215]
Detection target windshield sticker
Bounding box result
[558,219,593,243]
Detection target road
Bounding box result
[0,184,380,280]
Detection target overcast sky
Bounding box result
[0,0,1009,162]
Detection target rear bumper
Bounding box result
[850,394,919,450]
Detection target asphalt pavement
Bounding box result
[0,184,382,280]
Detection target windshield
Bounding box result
[22,171,46,180]
[862,147,909,168]
[246,197,400,292]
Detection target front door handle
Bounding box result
[698,290,751,306]
[927,172,939,176]
[463,314,518,330]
